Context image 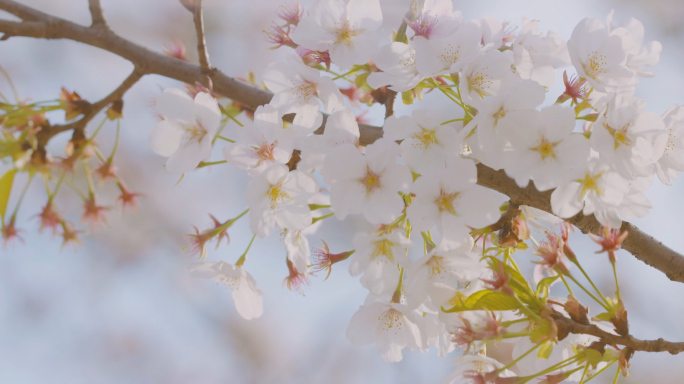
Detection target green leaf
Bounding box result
[535,275,560,299]
[538,340,554,359]
[354,72,370,89]
[585,348,603,368]
[442,290,520,313]
[594,312,614,322]
[0,169,17,222]
[402,90,415,105]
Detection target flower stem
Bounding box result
[235,233,256,268]
[566,273,610,311]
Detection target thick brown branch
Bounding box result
[192,0,211,78]
[553,314,684,355]
[475,164,684,284]
[37,68,144,146]
[88,0,107,29]
[0,0,683,284]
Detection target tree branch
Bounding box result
[0,0,683,284]
[192,0,212,80]
[88,0,107,29]
[553,314,684,355]
[37,68,144,146]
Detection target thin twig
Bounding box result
[553,314,684,355]
[87,0,107,29]
[37,68,144,145]
[192,0,212,82]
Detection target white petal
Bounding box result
[156,88,194,121]
[149,120,183,157]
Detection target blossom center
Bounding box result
[435,189,459,215]
[371,238,396,262]
[493,106,507,125]
[528,135,560,161]
[252,141,276,162]
[266,182,291,208]
[409,13,439,39]
[439,43,462,65]
[334,20,359,46]
[412,127,439,149]
[359,166,382,194]
[182,120,209,144]
[427,255,445,279]
[584,50,608,80]
[292,80,317,104]
[467,71,493,98]
[577,171,605,198]
[604,123,633,149]
[378,308,404,333]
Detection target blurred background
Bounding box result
[1,0,683,383]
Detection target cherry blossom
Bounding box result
[345,294,425,362]
[188,261,263,320]
[149,89,221,173]
[655,105,684,185]
[322,138,412,224]
[350,230,411,295]
[246,164,318,238]
[222,104,294,172]
[263,55,345,127]
[290,0,383,69]
[366,42,424,92]
[383,109,460,174]
[406,156,501,245]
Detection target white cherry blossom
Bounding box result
[367,42,424,92]
[350,230,411,295]
[551,159,630,225]
[246,164,318,238]
[222,105,294,172]
[412,21,483,77]
[591,93,667,178]
[512,19,570,88]
[655,105,684,185]
[346,294,425,362]
[567,17,635,92]
[188,261,263,320]
[406,156,501,245]
[459,49,516,102]
[263,55,345,126]
[322,138,412,224]
[383,109,460,174]
[149,89,220,174]
[298,108,359,172]
[607,11,662,78]
[502,105,590,191]
[290,0,382,69]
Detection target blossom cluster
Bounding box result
[144,0,682,382]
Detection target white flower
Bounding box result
[367,42,424,92]
[655,105,684,185]
[290,0,382,69]
[512,19,570,88]
[188,261,263,320]
[405,0,462,41]
[222,105,294,172]
[607,11,662,78]
[412,21,483,77]
[458,49,515,102]
[149,89,220,174]
[404,242,486,307]
[263,55,345,125]
[383,109,459,175]
[567,17,635,92]
[284,229,311,273]
[591,93,667,178]
[503,105,590,191]
[322,138,412,224]
[407,156,501,245]
[246,164,318,238]
[550,159,630,225]
[298,108,360,172]
[350,230,411,295]
[346,294,425,362]
[462,79,546,170]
